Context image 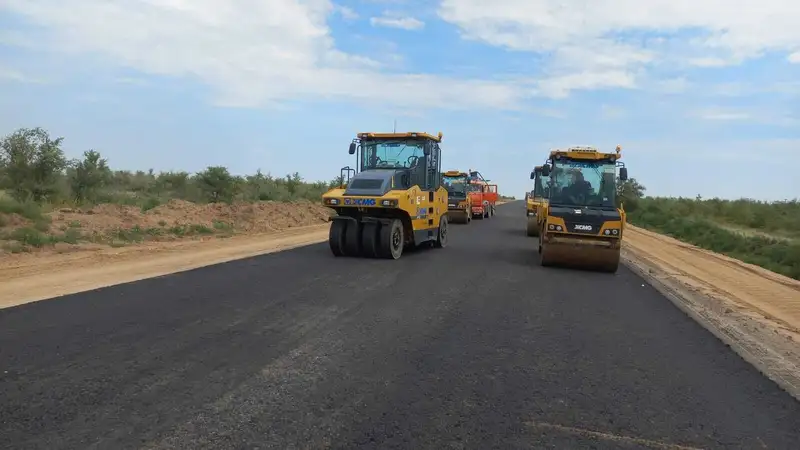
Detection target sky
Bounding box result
[1,0,799,201]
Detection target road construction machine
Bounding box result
[321,131,449,259]
[526,165,550,237]
[442,170,473,224]
[467,170,498,219]
[533,145,629,273]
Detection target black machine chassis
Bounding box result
[546,205,622,237]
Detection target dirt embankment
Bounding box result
[1,199,333,255]
[623,224,800,400]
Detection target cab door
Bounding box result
[412,141,442,232]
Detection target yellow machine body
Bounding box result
[534,145,629,273]
[322,131,448,259]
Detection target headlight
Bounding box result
[556,225,563,231]
[604,228,619,235]
[324,198,338,205]
[381,199,398,207]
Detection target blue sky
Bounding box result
[1,0,799,201]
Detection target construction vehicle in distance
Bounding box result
[526,165,550,237]
[442,170,472,224]
[533,145,629,273]
[321,131,449,259]
[467,170,498,219]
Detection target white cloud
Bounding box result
[0,0,518,109]
[692,107,798,126]
[534,70,637,98]
[654,77,689,94]
[438,0,800,95]
[695,109,751,121]
[0,67,26,82]
[370,14,425,30]
[789,52,800,63]
[334,4,359,21]
[0,65,47,84]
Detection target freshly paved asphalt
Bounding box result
[1,201,799,449]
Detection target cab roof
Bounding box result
[443,170,468,177]
[357,131,443,142]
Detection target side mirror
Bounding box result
[348,142,356,154]
[541,164,551,176]
[530,171,536,179]
[619,167,628,181]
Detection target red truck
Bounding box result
[467,170,498,219]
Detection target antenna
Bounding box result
[393,119,397,133]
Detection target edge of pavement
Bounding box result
[0,224,331,309]
[623,249,800,402]
[1,201,515,309]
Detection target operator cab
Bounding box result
[539,145,627,210]
[344,132,442,197]
[442,171,469,200]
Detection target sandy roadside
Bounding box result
[0,224,329,309]
[623,224,800,400]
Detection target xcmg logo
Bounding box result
[343,197,377,206]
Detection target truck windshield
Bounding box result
[548,160,616,208]
[361,139,426,171]
[442,176,468,195]
[467,183,483,193]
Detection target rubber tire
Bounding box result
[344,220,362,256]
[434,215,448,248]
[475,211,484,220]
[378,218,404,259]
[361,222,380,258]
[329,220,347,256]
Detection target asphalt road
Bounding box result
[1,201,799,450]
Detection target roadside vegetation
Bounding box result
[618,178,800,280]
[0,127,337,253]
